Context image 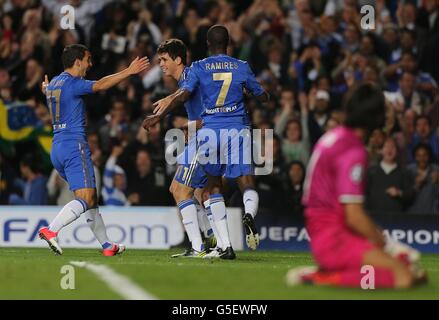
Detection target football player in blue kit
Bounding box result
[155,39,222,258]
[39,44,149,255]
[143,25,269,258]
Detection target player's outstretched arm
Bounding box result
[92,56,149,92]
[154,88,191,116]
[344,203,386,248]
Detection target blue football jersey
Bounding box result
[181,54,264,127]
[178,67,204,121]
[45,72,95,141]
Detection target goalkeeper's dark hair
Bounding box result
[343,83,385,132]
[157,39,187,65]
[62,44,89,69]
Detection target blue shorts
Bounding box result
[51,138,96,191]
[197,125,254,179]
[174,143,207,189]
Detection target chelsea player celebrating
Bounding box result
[39,44,149,256]
[156,38,219,258]
[144,25,269,255]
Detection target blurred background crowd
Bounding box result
[0,0,439,219]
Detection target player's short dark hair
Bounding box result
[62,44,89,69]
[207,25,229,51]
[157,39,187,65]
[344,83,385,131]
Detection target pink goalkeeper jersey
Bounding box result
[303,126,367,220]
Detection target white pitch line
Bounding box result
[70,261,157,300]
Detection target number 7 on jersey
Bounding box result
[213,72,232,107]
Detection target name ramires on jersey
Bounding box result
[205,62,239,70]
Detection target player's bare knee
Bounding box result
[209,185,221,195]
[237,175,254,191]
[170,186,179,202]
[172,185,193,204]
[169,180,177,195]
[75,189,97,209]
[201,190,210,203]
[194,188,208,202]
[206,175,222,195]
[83,194,97,209]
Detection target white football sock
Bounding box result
[179,199,203,251]
[243,189,259,218]
[209,194,231,249]
[196,203,212,237]
[204,200,223,250]
[49,198,87,233]
[84,207,111,248]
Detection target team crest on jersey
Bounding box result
[350,164,363,183]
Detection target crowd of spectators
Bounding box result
[0,0,438,216]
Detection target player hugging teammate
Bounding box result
[143,25,270,259]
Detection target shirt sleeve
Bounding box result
[244,63,264,97]
[71,78,96,96]
[335,147,367,204]
[180,64,200,93]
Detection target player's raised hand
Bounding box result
[128,56,150,75]
[142,114,161,131]
[41,74,49,94]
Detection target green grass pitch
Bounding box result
[1,248,439,300]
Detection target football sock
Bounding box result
[243,189,259,218]
[195,202,212,238]
[49,198,88,233]
[209,194,231,249]
[83,207,112,249]
[204,200,224,250]
[178,199,203,252]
